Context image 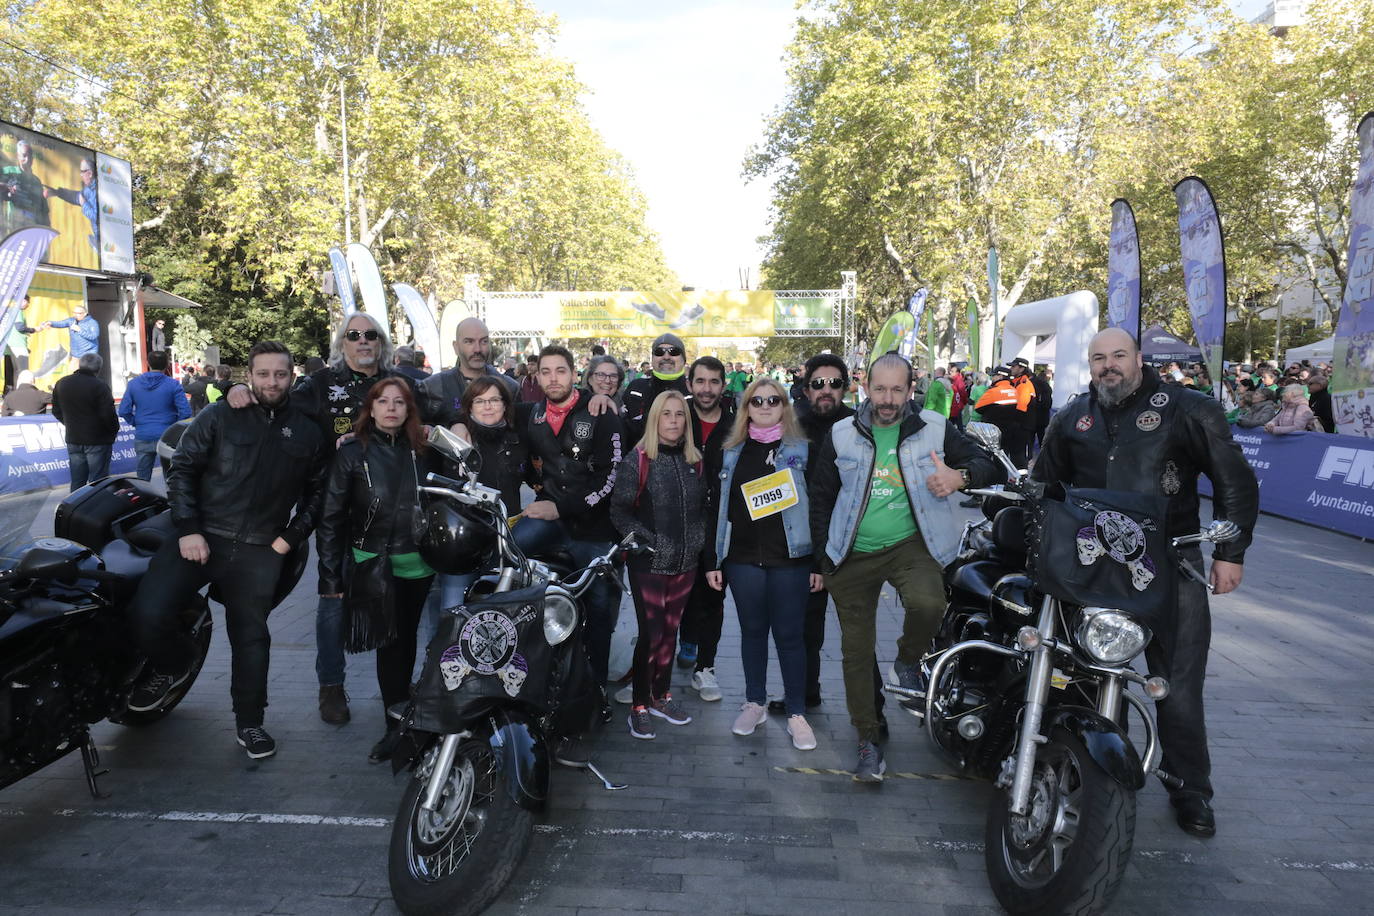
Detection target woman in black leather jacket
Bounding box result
[317,378,437,762]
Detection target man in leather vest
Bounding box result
[809,354,1000,783]
[517,345,624,763]
[1033,328,1258,837]
[226,311,422,725]
[127,340,328,760]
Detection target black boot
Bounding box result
[369,720,402,764]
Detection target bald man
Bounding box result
[420,317,517,427]
[1032,327,1258,838]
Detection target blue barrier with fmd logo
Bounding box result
[1199,427,1374,540]
[0,415,138,495]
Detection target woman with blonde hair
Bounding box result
[610,390,706,739]
[704,376,820,750]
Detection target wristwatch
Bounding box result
[958,468,971,490]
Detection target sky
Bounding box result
[540,0,1276,293]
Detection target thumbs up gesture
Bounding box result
[925,450,964,499]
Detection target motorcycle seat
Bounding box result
[991,507,1028,565]
[97,538,151,594]
[125,513,175,554]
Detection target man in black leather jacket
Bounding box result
[1033,328,1258,838]
[128,340,328,760]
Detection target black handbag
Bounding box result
[344,548,395,653]
[1029,486,1177,642]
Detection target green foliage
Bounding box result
[1,0,671,362]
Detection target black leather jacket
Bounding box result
[168,398,328,548]
[1032,367,1259,564]
[316,432,437,595]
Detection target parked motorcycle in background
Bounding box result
[387,427,633,916]
[889,422,1239,915]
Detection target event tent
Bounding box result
[1284,336,1334,365]
[1139,324,1202,364]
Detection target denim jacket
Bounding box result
[711,437,812,567]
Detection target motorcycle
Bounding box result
[0,477,214,797]
[387,426,632,916]
[891,422,1239,915]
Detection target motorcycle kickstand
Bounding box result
[80,735,110,799]
[584,760,627,791]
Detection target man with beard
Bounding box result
[517,345,624,766]
[673,356,735,701]
[809,353,1000,782]
[127,340,328,759]
[226,311,420,725]
[1033,328,1258,836]
[420,317,517,426]
[621,332,689,445]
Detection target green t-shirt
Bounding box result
[352,547,434,579]
[852,422,918,553]
[726,371,750,394]
[924,380,952,418]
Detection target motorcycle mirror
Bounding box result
[966,422,1002,451]
[1205,519,1241,543]
[428,425,476,465]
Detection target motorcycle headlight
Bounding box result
[543,593,578,646]
[1075,607,1151,665]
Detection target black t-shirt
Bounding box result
[725,438,808,567]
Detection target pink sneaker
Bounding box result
[787,715,817,750]
[732,701,768,736]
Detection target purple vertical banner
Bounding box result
[0,226,59,347]
[327,246,357,317]
[1174,177,1227,400]
[1332,111,1374,438]
[1107,199,1141,343]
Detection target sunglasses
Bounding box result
[749,395,784,408]
[345,329,380,342]
[653,346,683,357]
[808,377,845,390]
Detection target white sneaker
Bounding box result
[732,701,768,736]
[614,684,633,705]
[787,715,817,751]
[691,667,723,702]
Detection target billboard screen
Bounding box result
[0,120,133,274]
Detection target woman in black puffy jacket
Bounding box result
[317,378,436,762]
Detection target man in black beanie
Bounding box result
[620,332,690,445]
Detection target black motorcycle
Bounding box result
[0,477,214,796]
[387,427,630,916]
[891,422,1239,915]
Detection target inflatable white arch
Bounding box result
[1000,290,1099,409]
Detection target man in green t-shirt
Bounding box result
[808,353,1000,783]
[725,363,752,397]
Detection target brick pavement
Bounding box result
[0,489,1372,915]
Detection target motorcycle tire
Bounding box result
[111,600,214,727]
[984,727,1136,916]
[388,737,534,916]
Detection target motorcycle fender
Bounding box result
[1045,707,1144,791]
[487,708,550,812]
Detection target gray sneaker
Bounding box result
[650,694,692,726]
[628,707,656,740]
[853,740,886,783]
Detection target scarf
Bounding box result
[748,422,783,443]
[653,368,685,382]
[544,390,581,436]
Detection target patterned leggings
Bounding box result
[628,569,696,708]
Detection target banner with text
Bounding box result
[487,290,788,338]
[1332,111,1374,438]
[1107,198,1141,342]
[774,295,838,334]
[0,415,138,495]
[1175,177,1227,398]
[1198,427,1374,540]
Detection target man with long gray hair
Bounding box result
[226,310,425,725]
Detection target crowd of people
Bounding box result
[0,310,1268,839]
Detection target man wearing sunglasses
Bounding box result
[620,332,691,446]
[227,311,424,726]
[809,353,1002,782]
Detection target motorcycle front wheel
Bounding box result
[984,727,1136,916]
[388,738,534,916]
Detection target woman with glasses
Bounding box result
[609,390,706,739]
[317,379,436,763]
[704,377,821,750]
[586,355,626,406]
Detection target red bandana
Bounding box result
[544,390,581,437]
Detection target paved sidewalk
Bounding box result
[0,504,1371,915]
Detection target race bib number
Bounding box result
[740,468,799,521]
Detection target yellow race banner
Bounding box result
[486,290,779,339]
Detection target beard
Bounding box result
[252,384,288,408]
[1095,371,1138,408]
[810,394,839,416]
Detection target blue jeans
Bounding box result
[68,444,112,491]
[316,594,346,686]
[723,562,809,715]
[134,438,159,481]
[421,572,477,647]
[511,517,616,685]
